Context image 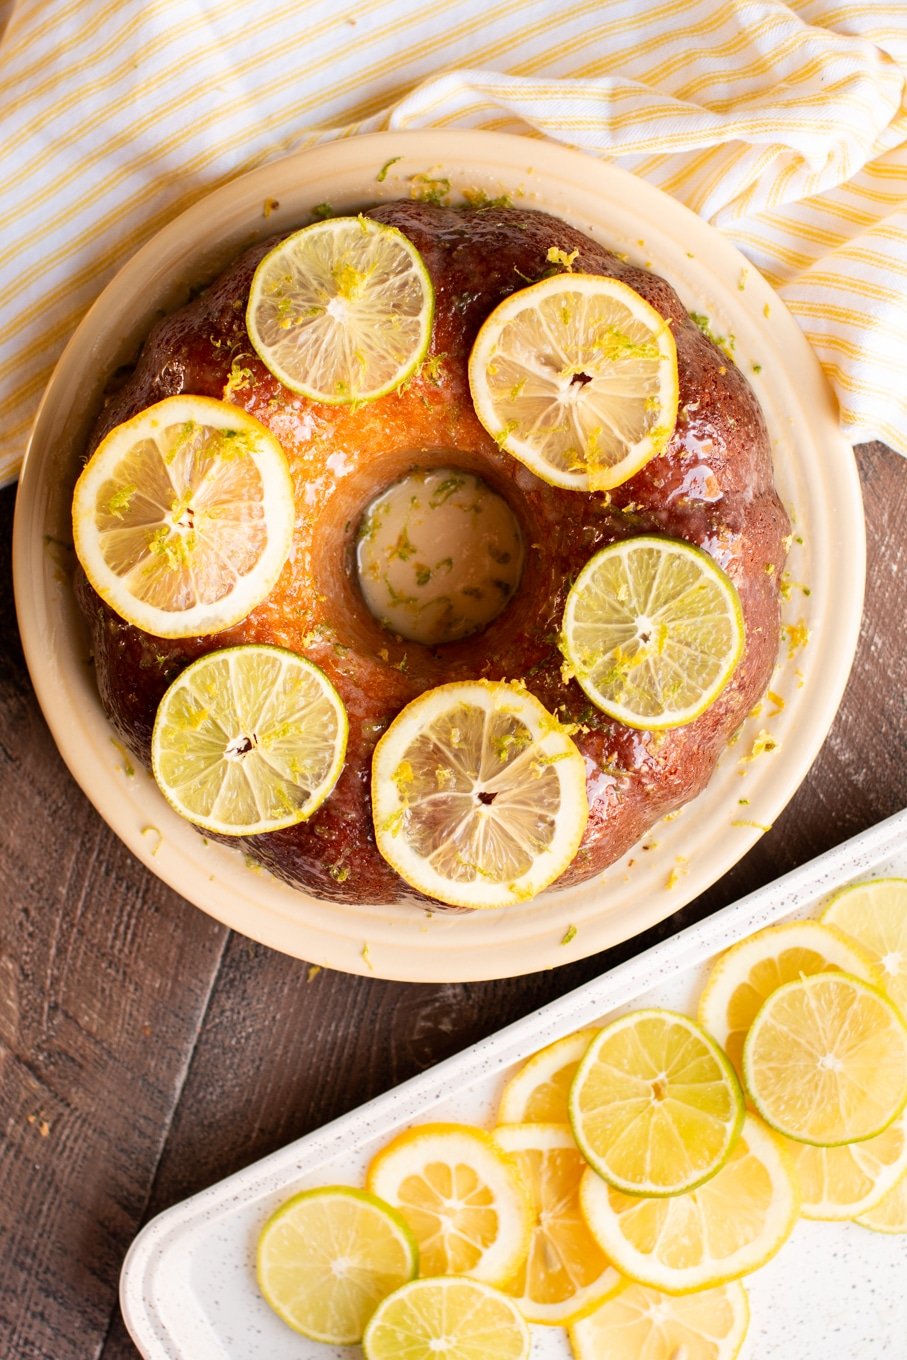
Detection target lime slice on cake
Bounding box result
[151,644,347,835]
[560,535,744,729]
[468,273,678,491]
[363,1277,531,1360]
[246,216,434,403]
[257,1186,418,1344]
[370,680,588,909]
[72,395,294,639]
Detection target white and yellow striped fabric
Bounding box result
[1,0,905,485]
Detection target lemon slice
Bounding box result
[560,536,744,729]
[743,972,907,1146]
[72,395,294,638]
[468,273,678,491]
[787,1112,907,1221]
[246,216,434,403]
[698,920,875,1074]
[856,1167,907,1233]
[370,680,588,909]
[570,1009,744,1196]
[365,1123,533,1286]
[256,1186,418,1344]
[569,1279,750,1360]
[494,1124,620,1324]
[363,1277,530,1360]
[497,1029,600,1124]
[579,1113,798,1294]
[822,878,907,1018]
[151,644,347,835]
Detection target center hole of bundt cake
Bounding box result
[355,467,524,647]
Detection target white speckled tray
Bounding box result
[121,810,907,1360]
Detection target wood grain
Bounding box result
[0,441,904,1360]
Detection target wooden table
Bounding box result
[0,443,904,1359]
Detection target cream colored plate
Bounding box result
[13,130,864,981]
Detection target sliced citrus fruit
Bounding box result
[370,680,588,909]
[468,273,678,491]
[698,920,875,1074]
[493,1123,620,1324]
[579,1113,798,1294]
[497,1028,600,1124]
[72,394,294,638]
[256,1186,418,1344]
[362,1276,530,1360]
[365,1123,532,1286]
[822,878,907,1018]
[246,216,434,403]
[855,1167,907,1233]
[742,972,907,1146]
[151,644,347,835]
[787,1112,907,1220]
[569,1279,750,1360]
[569,1009,744,1196]
[560,536,744,729]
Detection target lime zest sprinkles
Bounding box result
[376,156,403,182]
[409,171,451,205]
[561,923,578,945]
[665,855,689,890]
[546,245,579,272]
[361,942,375,971]
[731,818,773,831]
[783,620,810,658]
[689,311,736,358]
[140,825,162,856]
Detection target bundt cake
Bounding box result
[74,200,789,905]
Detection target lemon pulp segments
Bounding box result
[561,536,744,729]
[151,645,347,835]
[468,273,679,491]
[822,877,907,1018]
[787,1113,907,1220]
[72,395,294,638]
[365,1123,533,1286]
[493,1124,620,1324]
[569,1280,750,1360]
[742,972,907,1146]
[570,1009,744,1196]
[246,216,434,403]
[497,1028,600,1124]
[362,1277,531,1360]
[370,681,589,909]
[856,1167,907,1233]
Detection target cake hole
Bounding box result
[355,467,524,646]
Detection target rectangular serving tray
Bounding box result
[121,809,907,1360]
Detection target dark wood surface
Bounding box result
[0,443,904,1360]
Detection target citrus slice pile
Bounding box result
[497,1029,600,1124]
[570,1009,744,1196]
[362,1276,531,1360]
[151,644,348,835]
[787,1113,907,1220]
[822,878,907,1018]
[256,1186,417,1344]
[742,972,907,1146]
[370,680,589,909]
[569,1279,750,1360]
[856,1168,907,1233]
[365,1123,532,1285]
[72,394,294,638]
[246,216,434,403]
[494,1123,620,1324]
[468,273,679,491]
[560,536,744,729]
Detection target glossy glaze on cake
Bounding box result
[75,201,790,904]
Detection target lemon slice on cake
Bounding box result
[246,216,434,403]
[371,680,588,909]
[468,273,678,491]
[72,395,294,639]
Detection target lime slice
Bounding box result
[570,1009,744,1196]
[72,395,294,638]
[561,535,744,729]
[570,1279,750,1360]
[256,1186,418,1344]
[365,1122,533,1287]
[788,1112,907,1221]
[151,644,347,835]
[856,1167,907,1233]
[822,878,907,1018]
[370,680,588,909]
[363,1277,531,1360]
[579,1113,798,1294]
[742,972,907,1146]
[497,1028,600,1124]
[493,1123,620,1324]
[468,273,678,491]
[246,216,434,403]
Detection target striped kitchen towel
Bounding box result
[0,0,905,485]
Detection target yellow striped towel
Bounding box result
[0,0,905,485]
